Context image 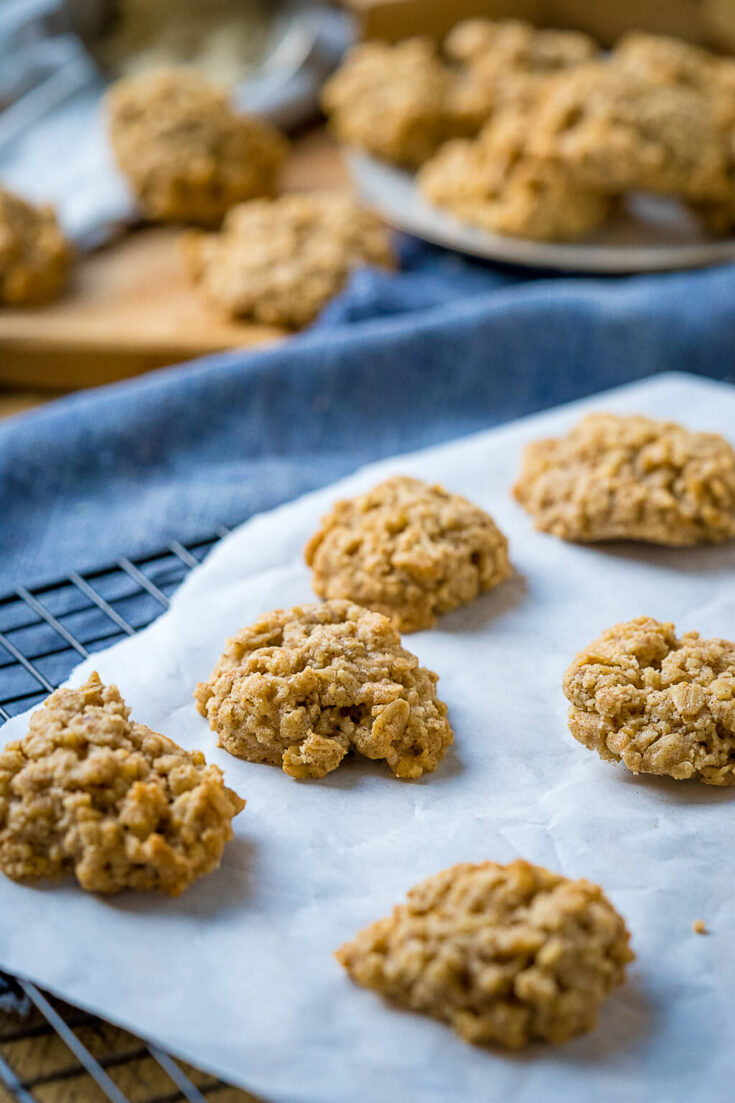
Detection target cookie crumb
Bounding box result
[693,919,707,934]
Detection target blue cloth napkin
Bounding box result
[2,239,735,592]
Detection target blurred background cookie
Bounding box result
[0,185,71,304]
[185,192,394,327]
[106,67,289,226]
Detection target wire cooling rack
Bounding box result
[0,529,257,1103]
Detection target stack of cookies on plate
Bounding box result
[323,20,735,242]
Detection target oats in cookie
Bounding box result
[419,109,610,242]
[564,617,735,785]
[514,412,735,546]
[195,600,453,780]
[322,38,474,168]
[0,186,71,305]
[0,672,245,894]
[529,62,729,202]
[106,67,287,226]
[185,192,394,328]
[336,859,633,1048]
[304,476,511,632]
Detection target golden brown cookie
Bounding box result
[529,62,728,202]
[419,110,610,242]
[304,476,511,632]
[614,31,735,133]
[564,617,735,785]
[195,600,453,780]
[185,193,394,328]
[322,38,472,168]
[336,859,633,1048]
[445,18,598,129]
[0,672,245,894]
[106,67,287,225]
[0,186,71,305]
[614,31,716,89]
[514,413,735,545]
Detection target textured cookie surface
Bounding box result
[564,617,735,785]
[529,62,728,201]
[0,672,245,893]
[514,413,735,545]
[107,67,287,225]
[336,859,633,1048]
[185,193,394,327]
[305,476,511,631]
[0,186,70,305]
[613,30,735,127]
[613,31,717,91]
[322,38,471,167]
[419,109,609,242]
[195,601,452,779]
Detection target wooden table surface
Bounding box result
[0,128,351,422]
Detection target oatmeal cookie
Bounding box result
[564,617,735,785]
[185,193,394,328]
[614,31,735,132]
[304,476,511,632]
[322,38,473,168]
[0,186,71,305]
[614,31,716,90]
[419,110,609,242]
[445,19,598,129]
[106,67,287,225]
[0,672,245,893]
[195,601,453,780]
[529,62,728,201]
[513,413,735,545]
[336,859,633,1048]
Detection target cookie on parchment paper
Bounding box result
[195,600,453,780]
[0,672,245,894]
[514,413,735,546]
[337,859,633,1048]
[564,616,735,785]
[305,476,511,632]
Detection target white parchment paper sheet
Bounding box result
[1,372,734,1103]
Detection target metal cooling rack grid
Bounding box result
[0,529,259,1103]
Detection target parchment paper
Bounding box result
[1,372,734,1103]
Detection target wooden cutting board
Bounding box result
[0,129,351,394]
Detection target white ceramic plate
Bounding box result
[346,150,735,274]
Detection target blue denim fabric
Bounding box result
[1,240,734,591]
